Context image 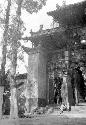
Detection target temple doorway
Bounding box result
[47,50,65,105]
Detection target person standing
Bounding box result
[54,77,62,105]
[60,74,70,113]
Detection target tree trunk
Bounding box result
[1,0,11,85]
[9,0,23,119]
[9,58,18,119]
[0,0,11,119]
[10,87,18,119]
[0,87,4,118]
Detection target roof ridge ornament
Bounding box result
[62,0,66,7]
[56,3,60,10]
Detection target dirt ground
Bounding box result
[1,103,86,125]
[1,115,86,125]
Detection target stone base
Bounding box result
[38,98,47,107]
[28,98,47,107]
[28,98,47,110]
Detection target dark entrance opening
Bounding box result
[54,77,62,104]
[47,50,65,105]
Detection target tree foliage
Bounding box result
[22,0,47,14]
[13,0,47,14]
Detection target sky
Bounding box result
[0,0,85,73]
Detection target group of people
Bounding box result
[53,66,85,113]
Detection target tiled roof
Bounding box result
[47,1,86,27]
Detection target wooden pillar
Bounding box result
[64,50,74,106]
[63,51,70,107]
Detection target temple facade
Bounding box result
[23,1,86,111]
